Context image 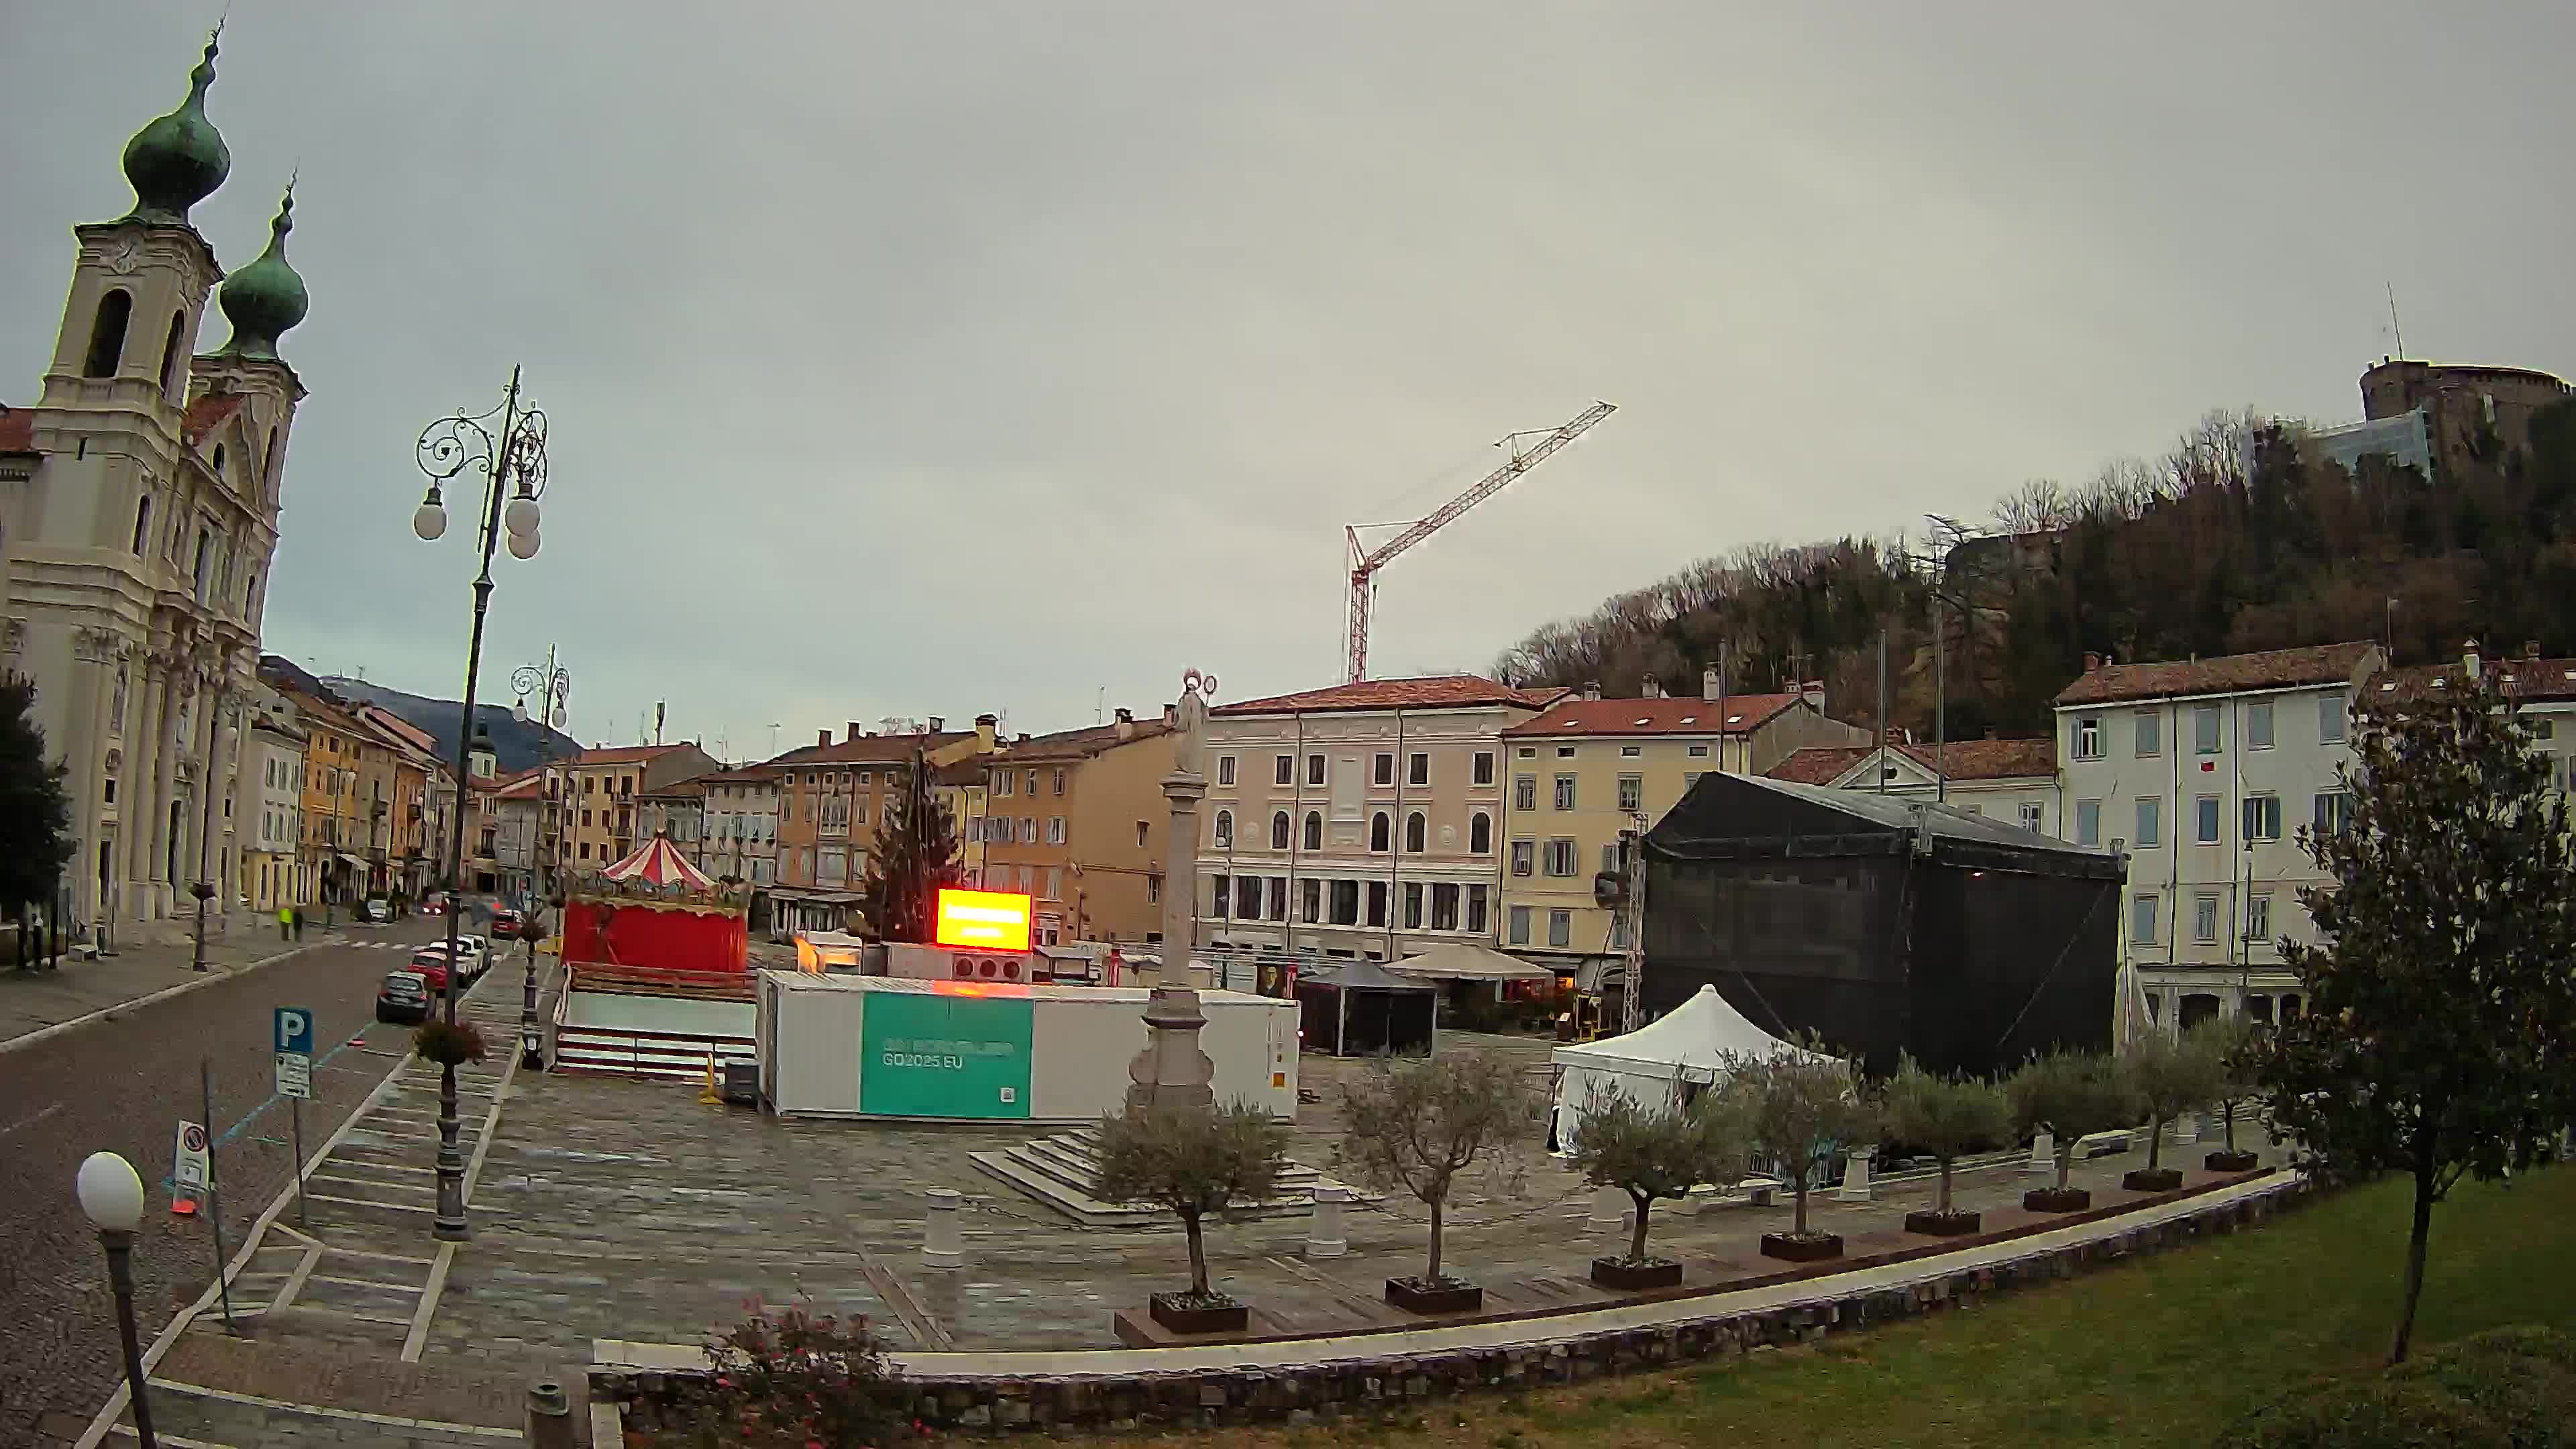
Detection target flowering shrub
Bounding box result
[411,1018,488,1067]
[694,1297,894,1446]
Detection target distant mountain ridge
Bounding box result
[319,676,580,775]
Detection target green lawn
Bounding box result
[1128,1165,2576,1449]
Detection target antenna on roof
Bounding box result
[2387,282,2405,361]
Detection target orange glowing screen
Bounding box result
[934,889,1033,951]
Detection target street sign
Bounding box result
[274,1006,314,1099]
[174,1120,209,1191]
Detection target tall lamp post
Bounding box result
[76,1150,157,1448]
[511,653,569,1070]
[411,367,549,1241]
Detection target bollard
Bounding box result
[2173,1112,2200,1146]
[1832,1145,1873,1202]
[2024,1129,2056,1174]
[923,1187,965,1268]
[1305,1185,1350,1258]
[1586,1185,1629,1230]
[525,1380,575,1449]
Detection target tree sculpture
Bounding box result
[1565,1083,1752,1287]
[1882,1057,2012,1235]
[2125,1026,2224,1191]
[2008,1049,2140,1212]
[857,748,961,943]
[2261,672,2576,1363]
[1721,1036,1878,1262]
[1092,1100,1289,1334]
[1336,1051,1536,1313]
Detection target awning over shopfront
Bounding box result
[1386,941,1558,983]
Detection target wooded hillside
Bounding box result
[1493,400,2576,739]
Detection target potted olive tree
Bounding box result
[1723,1038,1876,1263]
[2008,1049,2139,1213]
[2197,1017,2265,1172]
[2123,1026,2221,1192]
[1565,1083,1752,1289]
[1092,1099,1290,1336]
[1337,1051,1536,1314]
[1882,1057,2011,1236]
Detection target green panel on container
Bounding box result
[859,991,1034,1119]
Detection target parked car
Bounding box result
[455,934,491,979]
[490,908,523,938]
[376,969,432,1024]
[362,897,394,924]
[404,949,453,994]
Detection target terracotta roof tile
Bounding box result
[1214,674,1550,716]
[2054,643,2380,706]
[2377,655,2576,705]
[574,743,691,766]
[1768,737,2059,786]
[181,392,246,445]
[1502,694,1805,739]
[994,719,1174,762]
[763,731,973,767]
[0,406,33,454]
[696,765,782,785]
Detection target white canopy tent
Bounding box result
[1385,941,1557,983]
[1548,984,1837,1153]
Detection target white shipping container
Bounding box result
[755,971,1297,1122]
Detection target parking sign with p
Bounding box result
[274,1007,313,1056]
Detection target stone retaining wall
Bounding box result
[596,1177,2310,1436]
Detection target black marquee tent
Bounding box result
[1641,772,2122,1079]
[1295,959,1438,1057]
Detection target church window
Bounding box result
[211,444,225,480]
[265,425,281,496]
[130,496,152,555]
[85,289,132,378]
[158,311,186,394]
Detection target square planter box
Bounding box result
[1384,1277,1483,1315]
[1590,1256,1684,1291]
[1904,1209,1982,1237]
[1148,1293,1248,1336]
[2122,1167,2185,1193]
[2023,1187,2092,1213]
[1759,1232,1843,1263]
[2205,1149,2261,1173]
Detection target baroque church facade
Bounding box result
[0,32,311,941]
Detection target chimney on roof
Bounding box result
[928,716,945,733]
[847,721,864,743]
[2463,639,2481,680]
[2084,651,2101,673]
[1115,707,1135,740]
[975,714,998,751]
[1641,674,1664,698]
[1702,666,1721,702]
[1163,703,1179,728]
[1016,733,1030,745]
[816,729,831,748]
[1581,680,1602,702]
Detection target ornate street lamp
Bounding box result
[509,649,569,1068]
[411,366,548,1241]
[76,1151,157,1448]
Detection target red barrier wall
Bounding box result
[562,897,749,975]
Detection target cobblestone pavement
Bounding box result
[0,918,461,1445]
[0,910,376,1049]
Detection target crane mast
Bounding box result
[1346,400,1617,683]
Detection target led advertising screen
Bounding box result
[934,888,1033,952]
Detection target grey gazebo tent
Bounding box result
[1295,959,1438,1057]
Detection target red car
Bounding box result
[404,949,452,994]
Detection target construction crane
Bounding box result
[1344,400,1617,682]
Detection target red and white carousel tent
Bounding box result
[598,833,714,891]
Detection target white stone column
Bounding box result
[1833,1146,1874,1201]
[2172,1112,2200,1146]
[1305,1185,1349,1258]
[130,665,170,915]
[1587,1185,1629,1230]
[922,1187,964,1268]
[2024,1130,2056,1173]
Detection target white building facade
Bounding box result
[700,767,780,886]
[243,710,305,912]
[2054,643,2383,1031]
[0,36,310,941]
[1191,676,1551,961]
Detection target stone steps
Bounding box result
[968,1129,1373,1228]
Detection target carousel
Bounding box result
[550,833,759,1080]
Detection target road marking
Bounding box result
[401,1242,457,1362]
[0,1101,63,1138]
[303,1193,436,1214]
[309,1273,425,1293]
[137,1379,523,1437]
[108,1426,237,1448]
[266,1246,321,1315]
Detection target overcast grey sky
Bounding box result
[7,3,2571,755]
